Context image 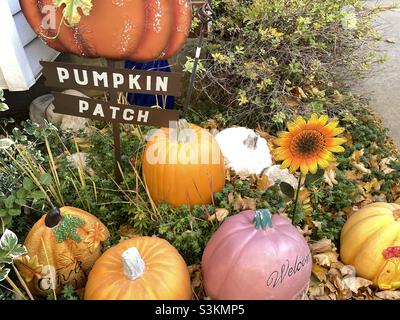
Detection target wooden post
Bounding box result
[107,59,123,183]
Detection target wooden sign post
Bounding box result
[40,60,182,183]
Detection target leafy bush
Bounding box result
[189,0,377,129]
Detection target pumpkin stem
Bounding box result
[45,208,62,228]
[243,134,258,150]
[122,247,145,281]
[253,209,273,230]
[175,119,194,144]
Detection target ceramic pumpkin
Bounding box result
[15,207,109,297]
[84,236,192,300]
[340,202,400,290]
[215,127,272,177]
[202,209,312,300]
[142,119,225,207]
[20,0,192,62]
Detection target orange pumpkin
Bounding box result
[142,119,226,207]
[15,207,109,297]
[20,0,192,61]
[84,237,192,300]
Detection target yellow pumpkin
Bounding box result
[142,119,225,207]
[84,237,192,300]
[15,207,109,297]
[340,202,400,290]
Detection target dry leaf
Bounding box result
[314,251,338,267]
[280,96,301,108]
[256,175,270,191]
[375,290,400,300]
[209,208,229,222]
[353,162,371,174]
[290,86,307,99]
[342,277,373,293]
[309,239,333,254]
[312,264,327,282]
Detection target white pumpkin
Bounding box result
[215,127,272,177]
[30,90,89,133]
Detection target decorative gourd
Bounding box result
[15,207,109,297]
[20,0,192,62]
[142,119,225,207]
[340,202,400,290]
[215,127,272,177]
[202,209,312,300]
[84,236,192,300]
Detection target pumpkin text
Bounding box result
[266,253,311,288]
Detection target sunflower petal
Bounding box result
[317,158,330,169]
[328,145,345,153]
[318,115,329,126]
[300,163,309,175]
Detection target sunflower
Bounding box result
[273,114,347,175]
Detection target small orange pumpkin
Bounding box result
[142,119,226,207]
[84,236,192,300]
[15,207,109,297]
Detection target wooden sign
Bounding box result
[40,59,184,183]
[40,61,183,96]
[53,92,179,127]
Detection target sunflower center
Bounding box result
[291,130,325,157]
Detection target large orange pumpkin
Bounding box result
[20,0,192,61]
[340,202,400,290]
[142,119,225,207]
[84,236,192,300]
[15,207,109,297]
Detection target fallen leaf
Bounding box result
[314,251,338,267]
[386,37,396,44]
[309,239,334,254]
[290,86,307,99]
[312,264,327,282]
[208,208,229,222]
[342,277,373,293]
[256,175,270,191]
[375,290,400,300]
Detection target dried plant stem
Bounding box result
[5,277,27,300]
[12,263,34,300]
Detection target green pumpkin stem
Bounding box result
[45,207,62,228]
[253,209,273,230]
[175,119,193,144]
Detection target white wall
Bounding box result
[0,0,59,91]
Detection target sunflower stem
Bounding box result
[292,174,302,221]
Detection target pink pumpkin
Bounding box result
[202,209,312,300]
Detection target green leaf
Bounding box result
[7,209,21,217]
[0,210,7,217]
[0,138,14,149]
[14,198,27,207]
[0,230,18,250]
[0,267,10,282]
[39,173,53,186]
[0,102,9,112]
[30,191,47,200]
[4,196,15,209]
[0,230,27,259]
[23,177,35,191]
[53,0,93,25]
[280,181,295,198]
[305,168,325,186]
[16,188,28,200]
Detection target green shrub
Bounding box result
[189,0,377,129]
